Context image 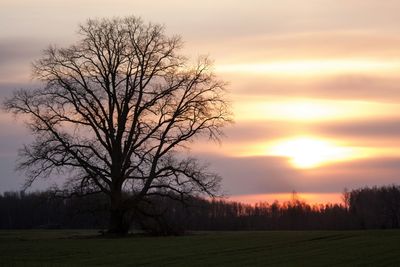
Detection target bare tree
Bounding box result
[4,16,232,235]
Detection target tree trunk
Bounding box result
[107,192,130,235]
[108,208,130,235]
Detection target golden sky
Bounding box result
[2,0,400,204]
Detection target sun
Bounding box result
[266,137,354,169]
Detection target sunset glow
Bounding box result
[266,137,356,168]
[216,60,400,76]
[3,0,400,206]
[229,193,343,206]
[234,99,400,122]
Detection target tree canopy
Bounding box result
[4,16,232,234]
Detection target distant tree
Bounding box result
[4,16,232,235]
[348,185,400,229]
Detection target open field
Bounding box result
[1,230,400,266]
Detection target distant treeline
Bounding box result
[1,185,400,232]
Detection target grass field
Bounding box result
[1,230,400,266]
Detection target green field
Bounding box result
[1,230,400,266]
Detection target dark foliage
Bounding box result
[0,191,109,229]
[1,185,400,232]
[347,185,400,229]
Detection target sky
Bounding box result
[2,0,400,204]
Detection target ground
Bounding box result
[1,230,399,266]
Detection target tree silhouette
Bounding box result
[4,16,232,235]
